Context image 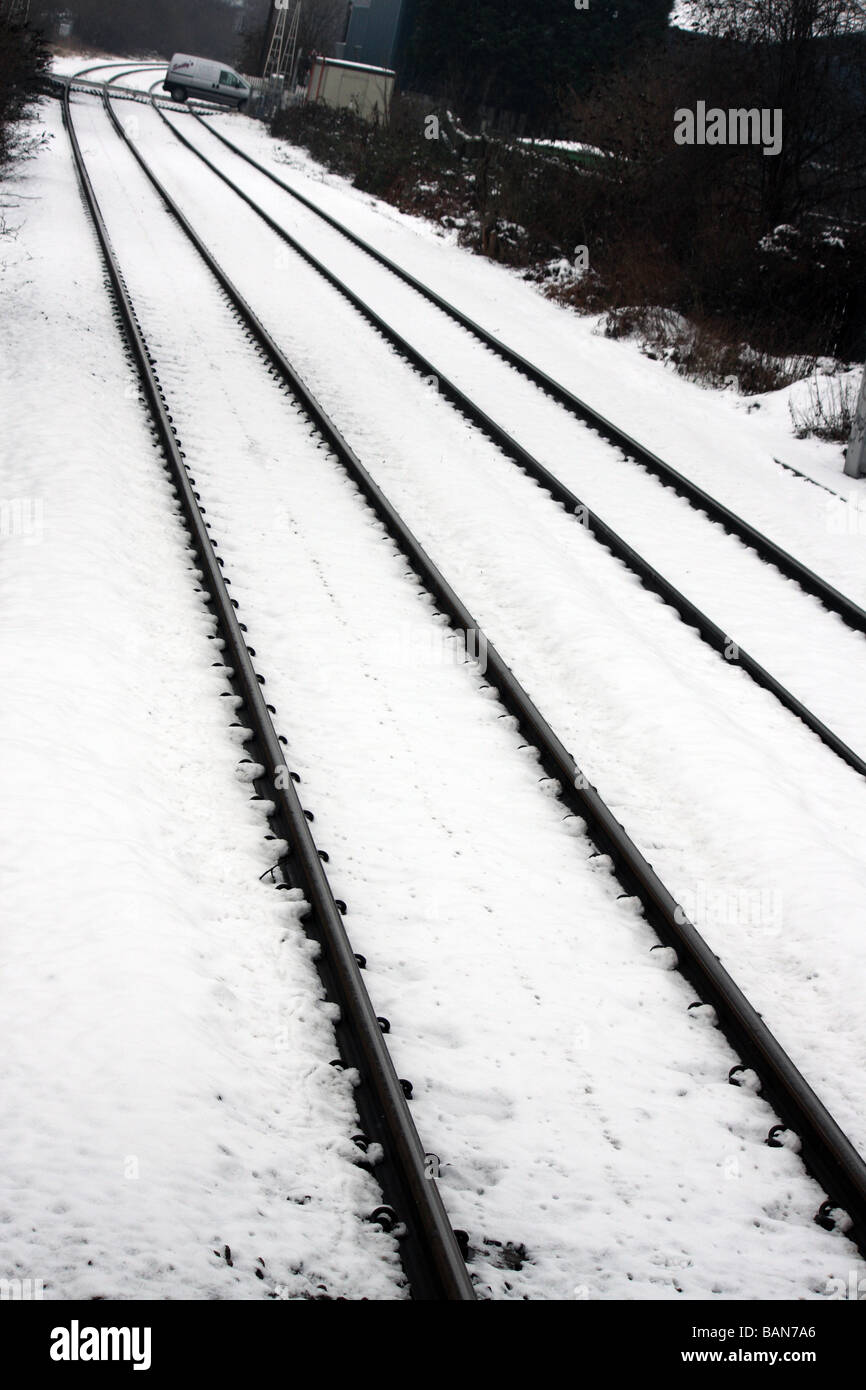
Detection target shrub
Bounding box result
[789,373,860,442]
[269,32,864,396]
[0,19,50,170]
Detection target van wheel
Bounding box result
[172,87,187,103]
[239,100,248,113]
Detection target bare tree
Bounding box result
[561,10,865,359]
[692,0,865,41]
[682,0,866,227]
[296,0,346,58]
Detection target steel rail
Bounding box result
[56,63,221,116]
[188,112,866,637]
[61,61,167,103]
[62,80,475,1302]
[137,89,866,783]
[100,83,866,1256]
[774,455,853,501]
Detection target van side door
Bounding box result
[219,70,247,105]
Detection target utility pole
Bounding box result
[262,1,302,83]
[844,365,866,479]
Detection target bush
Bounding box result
[268,30,864,396]
[0,19,50,169]
[560,27,866,364]
[789,373,860,443]
[272,96,465,205]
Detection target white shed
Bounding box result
[306,56,395,123]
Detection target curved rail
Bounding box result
[59,62,217,115]
[62,77,476,1303]
[143,90,866,783]
[96,80,866,1257]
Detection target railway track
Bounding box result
[50,62,216,113]
[58,72,866,1280]
[61,76,475,1303]
[97,70,866,580]
[128,84,866,786]
[183,107,866,626]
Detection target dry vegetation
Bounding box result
[0,18,50,169]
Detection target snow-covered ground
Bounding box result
[0,88,404,1303]
[113,80,866,1140]
[156,106,866,749]
[50,52,164,77]
[1,62,865,1300]
[519,137,608,158]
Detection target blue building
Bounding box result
[339,0,417,73]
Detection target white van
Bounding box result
[163,54,251,110]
